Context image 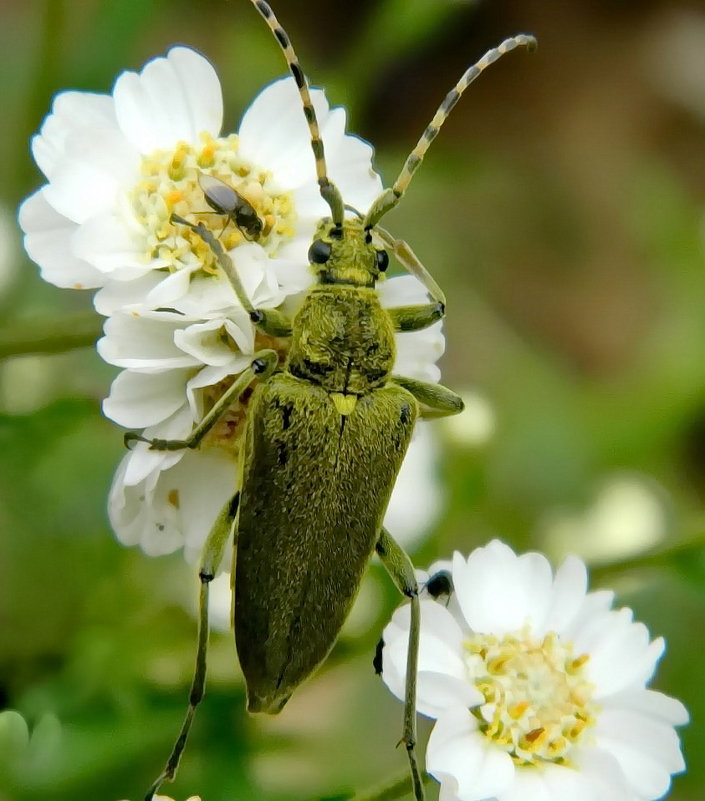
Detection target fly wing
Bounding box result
[234,372,416,713]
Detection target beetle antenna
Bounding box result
[248,0,344,227]
[364,34,537,228]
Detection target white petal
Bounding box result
[504,750,631,801]
[498,769,552,801]
[109,452,182,554]
[541,555,588,636]
[223,315,255,356]
[103,368,192,427]
[231,243,285,309]
[453,541,550,635]
[562,589,615,641]
[42,127,139,224]
[185,362,250,422]
[18,189,104,289]
[72,210,151,275]
[31,91,117,179]
[514,550,554,633]
[379,276,446,381]
[239,78,382,214]
[384,422,442,549]
[270,253,314,293]
[93,273,166,315]
[428,709,515,801]
[168,448,237,560]
[382,600,477,716]
[569,747,634,801]
[378,274,431,307]
[174,320,238,366]
[171,273,240,317]
[595,705,686,795]
[114,47,222,153]
[603,688,689,726]
[238,79,331,190]
[145,267,197,306]
[121,409,193,486]
[98,314,200,370]
[581,611,664,696]
[109,444,235,559]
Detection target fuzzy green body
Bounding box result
[235,278,417,713]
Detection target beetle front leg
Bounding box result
[375,225,446,310]
[387,303,444,333]
[145,491,240,801]
[376,527,426,801]
[125,349,279,452]
[171,214,292,337]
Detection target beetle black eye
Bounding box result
[375,249,389,272]
[308,239,332,264]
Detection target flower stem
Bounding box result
[338,770,431,801]
[0,311,102,360]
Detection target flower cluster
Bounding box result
[382,540,688,801]
[20,47,446,561]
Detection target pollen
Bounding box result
[463,628,598,768]
[130,132,297,280]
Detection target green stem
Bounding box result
[331,770,432,801]
[0,311,102,360]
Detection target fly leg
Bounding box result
[144,491,240,801]
[376,527,425,801]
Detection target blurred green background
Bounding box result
[0,0,703,799]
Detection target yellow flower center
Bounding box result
[463,629,597,767]
[130,132,297,275]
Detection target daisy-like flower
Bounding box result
[382,540,688,801]
[20,46,447,560]
[19,47,380,300]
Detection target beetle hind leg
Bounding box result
[376,527,426,801]
[144,491,240,801]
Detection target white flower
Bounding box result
[382,540,688,801]
[19,47,381,302]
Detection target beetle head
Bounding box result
[308,217,388,288]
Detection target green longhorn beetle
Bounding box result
[137,3,536,799]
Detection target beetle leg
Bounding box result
[170,214,292,336]
[125,349,279,452]
[374,225,446,309]
[376,527,426,801]
[145,491,240,801]
[387,303,445,333]
[390,375,464,419]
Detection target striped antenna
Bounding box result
[249,0,344,225]
[364,34,537,228]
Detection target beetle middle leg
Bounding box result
[125,349,279,451]
[145,490,240,801]
[391,374,464,420]
[376,526,426,801]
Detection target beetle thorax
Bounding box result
[286,286,396,396]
